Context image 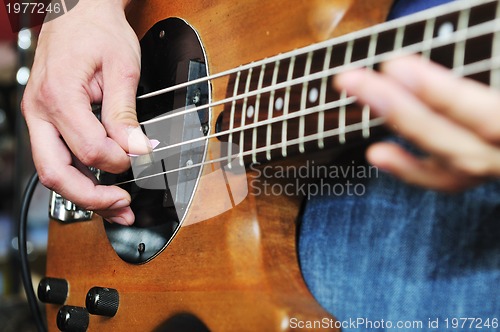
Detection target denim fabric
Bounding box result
[298,1,500,330]
[299,171,500,330]
[387,0,455,20]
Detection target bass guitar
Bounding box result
[38,0,499,330]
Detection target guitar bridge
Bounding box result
[49,192,94,223]
[49,168,101,223]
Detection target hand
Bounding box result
[22,0,148,225]
[334,55,500,191]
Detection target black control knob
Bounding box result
[85,287,119,317]
[37,277,68,304]
[57,306,89,332]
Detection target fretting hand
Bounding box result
[335,55,500,191]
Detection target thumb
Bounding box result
[101,58,151,156]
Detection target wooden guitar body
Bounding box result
[45,1,393,331]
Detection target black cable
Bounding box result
[18,171,47,332]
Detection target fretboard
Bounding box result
[215,0,500,166]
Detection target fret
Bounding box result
[339,89,347,144]
[227,70,241,169]
[281,56,296,157]
[366,33,379,69]
[239,67,253,166]
[266,60,280,161]
[338,40,354,144]
[491,0,500,88]
[394,25,406,51]
[344,39,354,64]
[318,46,333,149]
[298,52,314,153]
[422,17,436,59]
[252,64,266,164]
[453,8,471,76]
[362,105,371,139]
[358,33,379,139]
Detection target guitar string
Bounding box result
[114,117,387,186]
[112,51,500,186]
[141,19,500,156]
[138,16,500,128]
[140,55,500,158]
[136,0,493,102]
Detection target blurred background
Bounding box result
[0,3,51,331]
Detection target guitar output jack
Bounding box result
[138,242,146,254]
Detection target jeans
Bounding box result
[298,164,500,331]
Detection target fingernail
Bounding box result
[150,139,160,149]
[128,139,160,157]
[106,216,131,226]
[336,70,391,116]
[109,199,130,210]
[334,70,365,92]
[127,126,152,156]
[381,56,423,91]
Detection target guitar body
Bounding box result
[45,1,393,331]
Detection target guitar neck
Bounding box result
[215,0,500,166]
